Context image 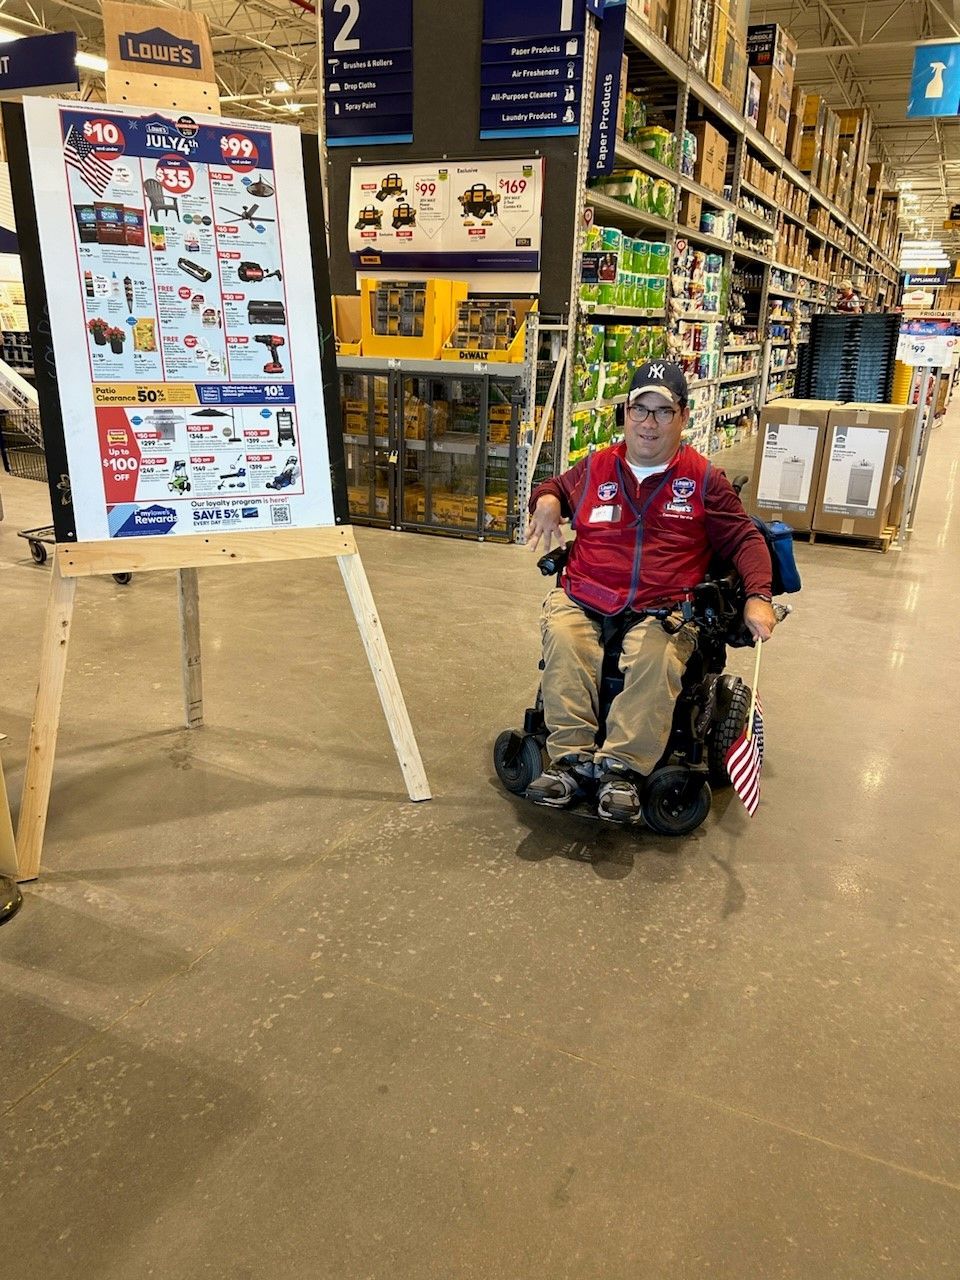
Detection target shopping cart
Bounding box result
[0,407,132,585]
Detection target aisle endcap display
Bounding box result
[440,299,536,364]
[359,278,468,361]
[333,296,362,357]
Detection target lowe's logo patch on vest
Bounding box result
[672,477,697,500]
[597,481,619,501]
[119,27,201,70]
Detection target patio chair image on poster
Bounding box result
[143,179,180,221]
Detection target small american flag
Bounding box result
[64,125,114,197]
[726,696,764,816]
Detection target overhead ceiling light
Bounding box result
[76,51,108,72]
[282,101,303,113]
[273,79,292,93]
[0,25,25,41]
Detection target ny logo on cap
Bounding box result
[648,363,665,379]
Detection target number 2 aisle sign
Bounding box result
[22,99,336,541]
[323,0,414,146]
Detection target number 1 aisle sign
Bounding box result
[23,99,336,542]
[323,0,414,146]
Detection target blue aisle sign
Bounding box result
[480,0,586,139]
[588,0,627,178]
[323,0,413,146]
[908,41,960,117]
[0,31,78,98]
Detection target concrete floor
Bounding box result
[1,413,958,1279]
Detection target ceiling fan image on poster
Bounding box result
[219,203,276,226]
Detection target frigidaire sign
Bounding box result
[118,27,201,70]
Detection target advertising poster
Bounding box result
[896,315,960,367]
[821,425,890,518]
[347,158,544,274]
[23,99,335,541]
[756,421,820,511]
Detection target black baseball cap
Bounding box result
[628,361,688,408]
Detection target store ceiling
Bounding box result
[0,0,321,126]
[1,1,959,254]
[753,0,960,253]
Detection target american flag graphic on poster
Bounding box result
[726,696,764,816]
[63,125,114,197]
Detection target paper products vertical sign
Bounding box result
[22,97,336,542]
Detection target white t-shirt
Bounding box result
[627,461,668,485]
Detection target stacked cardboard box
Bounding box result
[786,86,807,168]
[708,0,749,107]
[743,154,778,200]
[667,0,693,57]
[628,0,670,40]
[749,401,914,540]
[689,120,730,194]
[746,23,797,151]
[798,95,840,198]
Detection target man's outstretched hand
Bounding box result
[526,495,564,553]
[744,597,777,642]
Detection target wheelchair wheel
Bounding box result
[707,676,751,788]
[642,767,711,837]
[494,731,543,796]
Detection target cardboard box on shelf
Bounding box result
[748,399,835,533]
[747,23,798,82]
[688,0,713,77]
[668,0,693,57]
[813,404,913,540]
[787,86,807,166]
[887,407,917,531]
[333,295,363,356]
[708,0,748,105]
[744,68,761,126]
[679,190,703,229]
[690,120,729,194]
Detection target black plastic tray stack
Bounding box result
[797,313,901,403]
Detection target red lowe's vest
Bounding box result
[564,443,713,615]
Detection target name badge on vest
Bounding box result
[588,504,622,524]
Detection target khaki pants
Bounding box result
[539,587,696,776]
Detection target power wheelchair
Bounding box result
[494,482,793,836]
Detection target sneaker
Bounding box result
[597,772,642,824]
[526,757,593,809]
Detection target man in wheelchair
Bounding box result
[525,360,776,824]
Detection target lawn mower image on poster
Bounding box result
[266,455,299,490]
[376,173,407,202]
[392,203,417,230]
[458,184,501,219]
[167,460,191,494]
[355,206,383,231]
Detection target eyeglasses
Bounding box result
[626,404,678,425]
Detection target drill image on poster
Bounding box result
[254,334,285,373]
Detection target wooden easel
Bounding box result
[14,525,430,882]
[8,54,430,883]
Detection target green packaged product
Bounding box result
[595,405,617,447]
[579,281,600,303]
[597,281,618,305]
[622,92,647,143]
[646,276,667,310]
[647,178,675,219]
[582,224,603,252]
[648,242,671,276]
[580,323,605,364]
[633,126,675,167]
[599,225,622,252]
[569,411,593,461]
[604,325,630,362]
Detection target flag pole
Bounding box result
[746,637,763,741]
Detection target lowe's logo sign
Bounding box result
[119,27,200,70]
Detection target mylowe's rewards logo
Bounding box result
[119,27,200,70]
[115,504,178,538]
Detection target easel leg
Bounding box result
[178,568,204,728]
[337,551,431,801]
[15,560,77,881]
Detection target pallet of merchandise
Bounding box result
[795,525,897,554]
